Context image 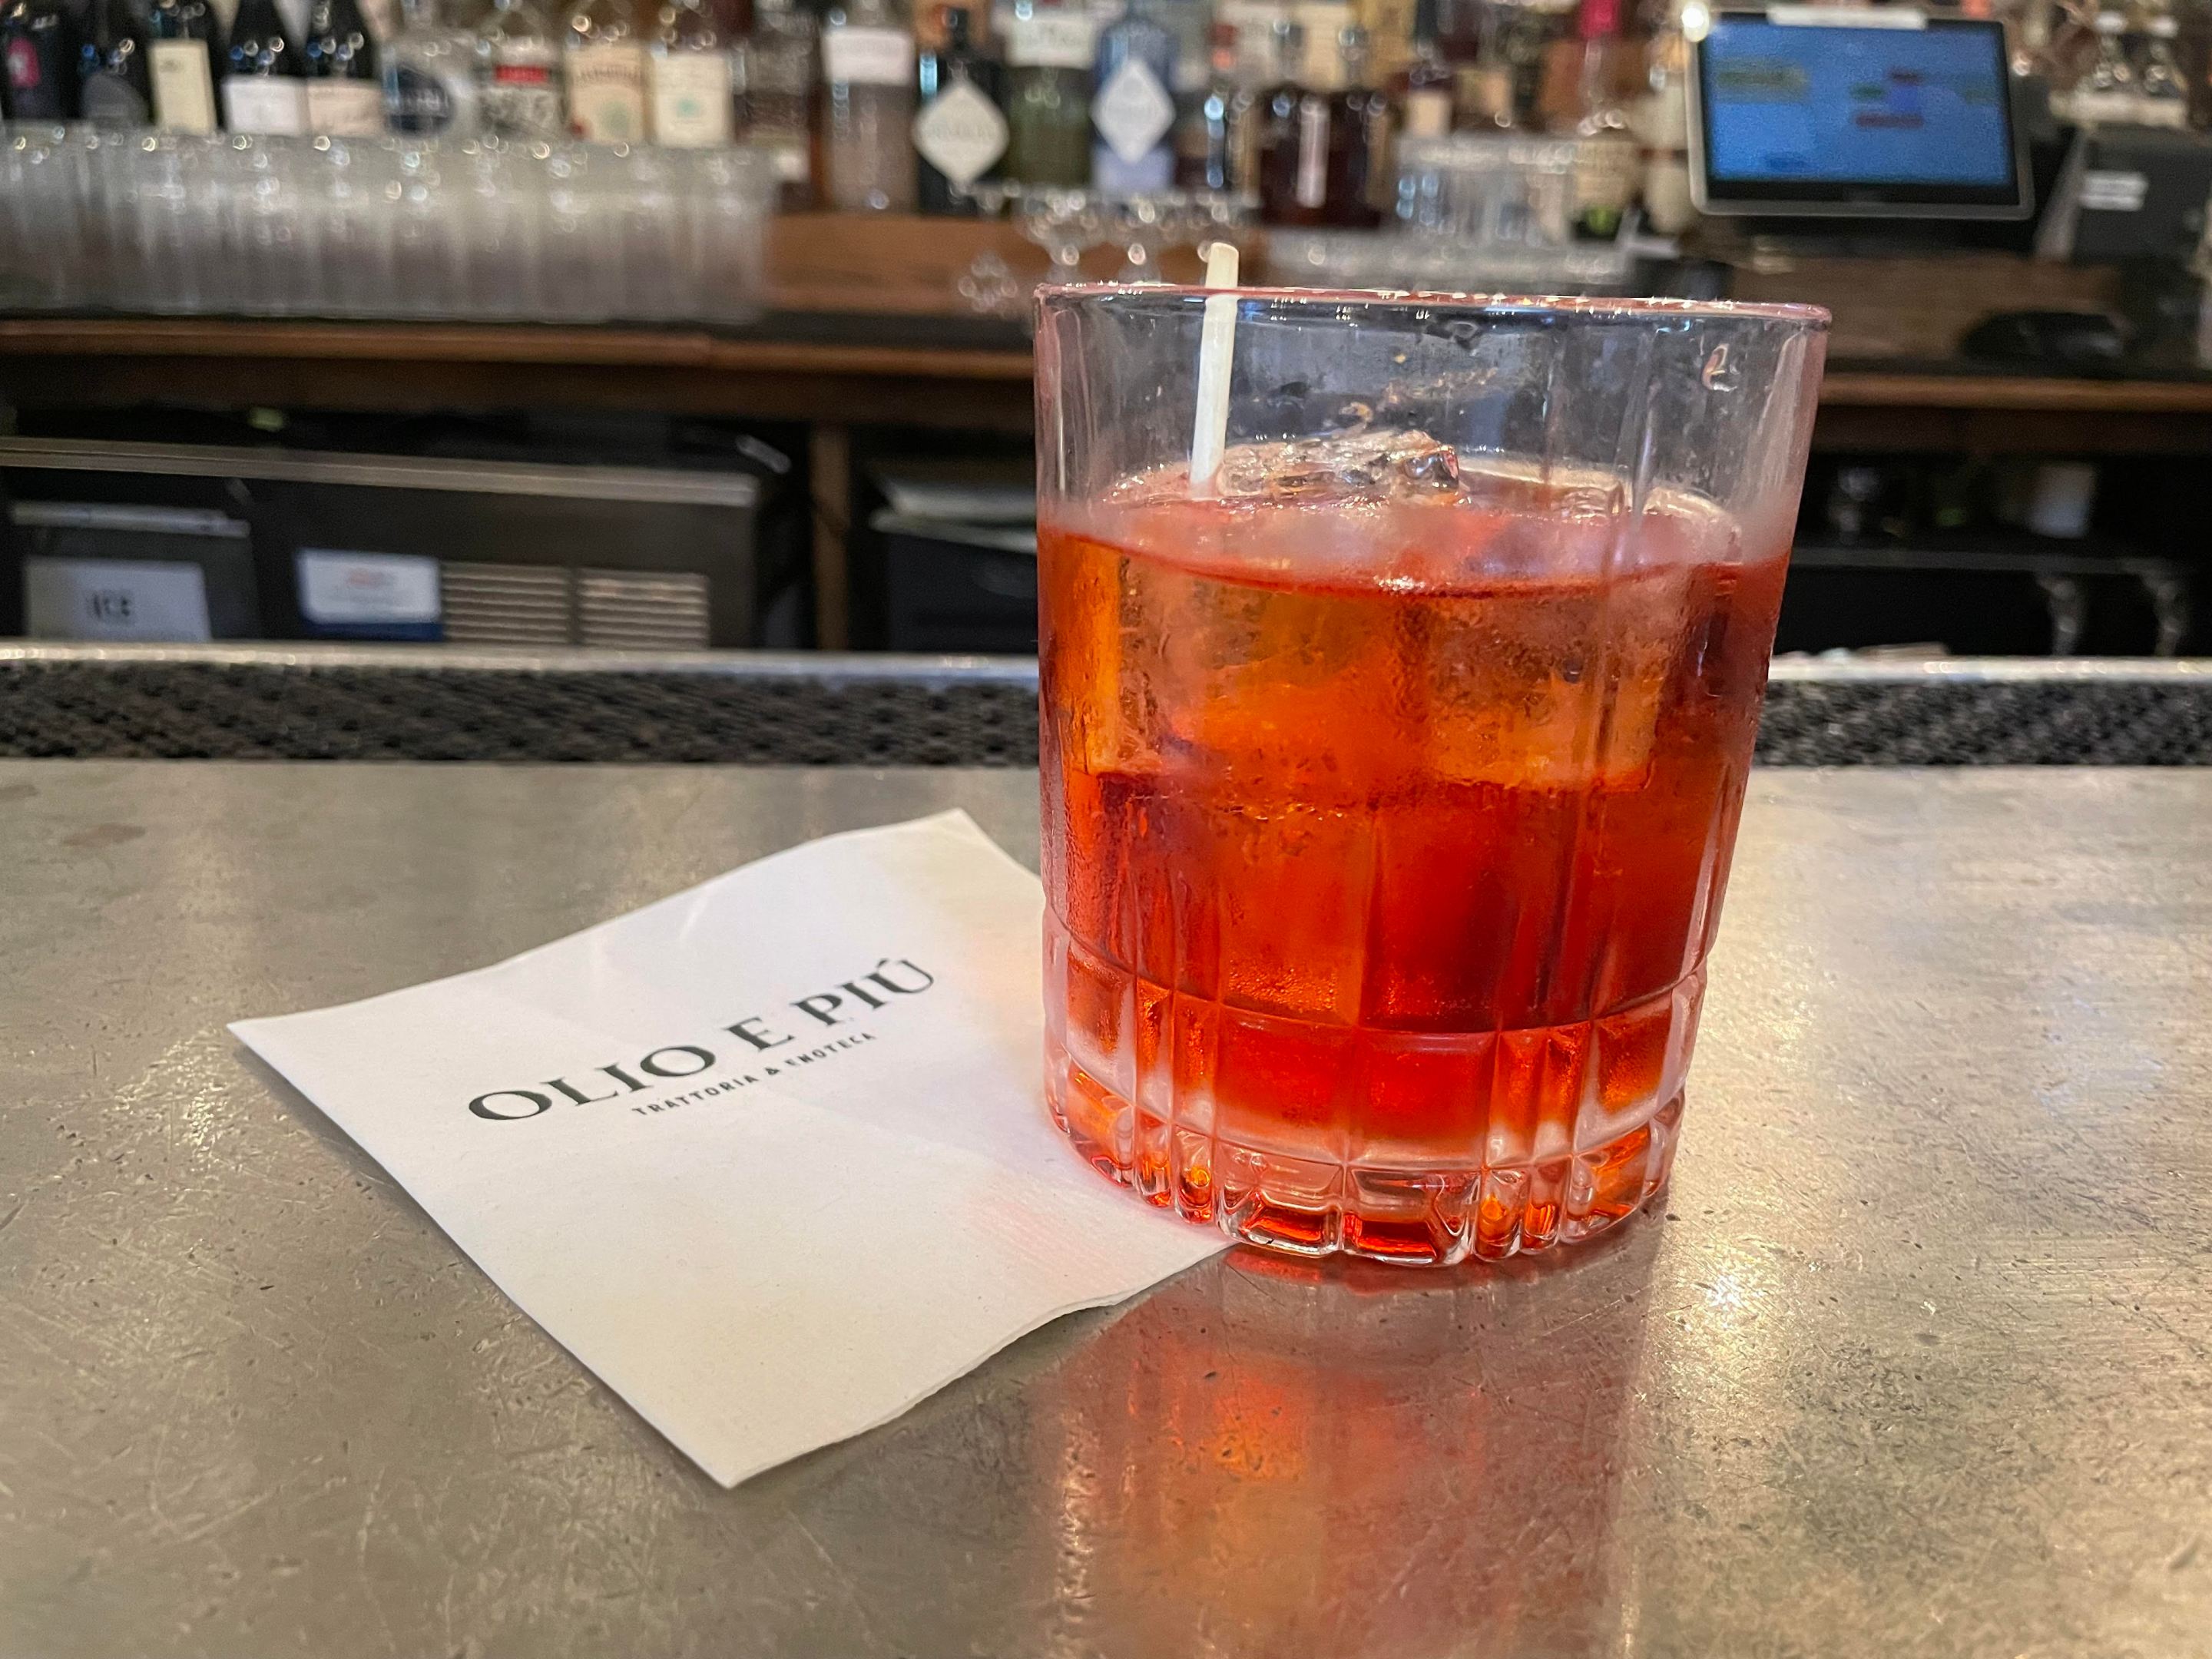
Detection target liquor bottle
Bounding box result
[303,0,382,133]
[650,0,733,144]
[384,0,482,132]
[222,0,309,132]
[820,0,916,212]
[2136,10,2188,128]
[1554,0,1634,237]
[735,0,816,204]
[565,0,647,141]
[1177,20,1249,190]
[1001,0,1091,187]
[1256,18,1322,224]
[481,0,565,138]
[1091,0,1175,194]
[2,0,81,119]
[147,0,221,129]
[915,5,1005,211]
[78,0,154,124]
[1330,24,1387,226]
[1393,0,1451,140]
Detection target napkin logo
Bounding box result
[466,959,936,1122]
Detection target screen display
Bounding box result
[1696,14,2022,210]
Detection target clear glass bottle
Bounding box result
[565,0,648,141]
[147,0,223,131]
[223,0,310,133]
[304,0,383,134]
[1002,0,1093,186]
[915,5,1007,211]
[736,0,816,205]
[648,0,733,143]
[482,0,565,140]
[1394,0,1452,139]
[820,0,916,212]
[384,0,483,133]
[1091,0,1177,194]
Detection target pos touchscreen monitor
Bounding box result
[1690,8,2031,217]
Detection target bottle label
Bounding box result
[913,76,1007,186]
[486,51,565,138]
[822,25,912,87]
[1402,85,1449,139]
[386,62,459,132]
[567,41,648,141]
[650,48,734,147]
[1091,57,1173,164]
[306,77,385,135]
[1008,10,1094,70]
[150,38,220,132]
[1572,130,1637,217]
[82,69,153,125]
[223,75,312,134]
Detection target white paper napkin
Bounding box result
[230,810,1227,1488]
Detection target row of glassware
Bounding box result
[0,123,775,322]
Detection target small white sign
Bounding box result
[2080,169,2149,213]
[25,557,212,642]
[296,549,442,627]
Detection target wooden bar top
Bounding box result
[6,315,2212,410]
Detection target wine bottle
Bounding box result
[482,0,565,139]
[221,0,310,133]
[78,0,154,126]
[565,0,647,141]
[147,0,221,131]
[303,0,381,133]
[648,0,733,146]
[2,0,81,120]
[914,5,1005,212]
[1001,0,1091,187]
[735,0,816,204]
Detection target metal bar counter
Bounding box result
[4,762,2209,1657]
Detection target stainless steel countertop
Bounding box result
[4,763,2209,1659]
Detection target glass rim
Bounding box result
[1035,284,1831,330]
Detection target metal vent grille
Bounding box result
[441,564,571,647]
[577,570,711,651]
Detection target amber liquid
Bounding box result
[1039,469,1788,1262]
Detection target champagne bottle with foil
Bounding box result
[648,0,733,145]
[222,0,310,133]
[481,0,565,138]
[3,0,82,119]
[147,0,221,130]
[1001,0,1091,187]
[78,0,153,126]
[565,0,648,140]
[820,0,915,212]
[1090,0,1175,194]
[914,5,1005,212]
[303,0,382,134]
